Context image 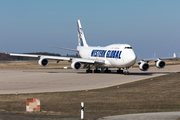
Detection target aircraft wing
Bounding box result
[5,51,105,64]
[7,53,71,61]
[136,53,178,63]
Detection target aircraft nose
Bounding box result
[128,52,137,64]
[131,53,136,61]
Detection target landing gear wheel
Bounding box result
[117,70,123,74]
[104,68,111,73]
[124,71,129,75]
[94,70,100,73]
[104,70,111,73]
[86,70,92,73]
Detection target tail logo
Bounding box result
[78,28,84,46]
[80,38,84,46]
[77,20,88,47]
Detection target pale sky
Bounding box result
[0,0,180,58]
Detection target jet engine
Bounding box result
[156,60,166,68]
[71,61,81,70]
[139,61,150,71]
[38,58,48,66]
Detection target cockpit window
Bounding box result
[125,47,132,49]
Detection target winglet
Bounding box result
[173,53,176,58]
[3,50,7,54]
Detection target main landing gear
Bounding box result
[86,67,110,73]
[94,67,101,73]
[104,68,111,73]
[86,65,93,73]
[86,67,130,75]
[86,67,101,73]
[86,69,93,73]
[117,68,123,74]
[117,68,129,75]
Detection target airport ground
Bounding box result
[0,60,180,120]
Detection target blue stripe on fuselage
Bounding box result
[91,50,122,59]
[80,39,84,46]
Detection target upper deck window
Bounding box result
[125,47,132,49]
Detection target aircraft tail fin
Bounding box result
[77,20,88,47]
[173,53,176,58]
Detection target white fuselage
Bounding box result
[77,44,137,68]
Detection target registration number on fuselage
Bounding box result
[91,50,122,59]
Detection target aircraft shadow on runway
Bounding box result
[129,72,171,75]
[77,71,172,76]
[23,70,172,76]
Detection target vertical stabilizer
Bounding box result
[173,53,176,58]
[77,20,88,47]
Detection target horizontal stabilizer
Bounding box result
[3,50,7,54]
[50,45,78,52]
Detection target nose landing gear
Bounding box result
[123,67,129,75]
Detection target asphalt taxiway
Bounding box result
[0,65,180,94]
[98,112,180,120]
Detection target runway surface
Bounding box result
[0,65,180,94]
[98,112,180,120]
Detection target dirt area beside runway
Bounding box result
[0,72,180,120]
[0,61,71,69]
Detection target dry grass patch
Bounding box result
[0,61,71,69]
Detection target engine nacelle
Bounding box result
[71,61,81,70]
[156,60,166,68]
[38,58,48,66]
[139,62,150,71]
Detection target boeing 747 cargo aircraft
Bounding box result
[4,20,178,75]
